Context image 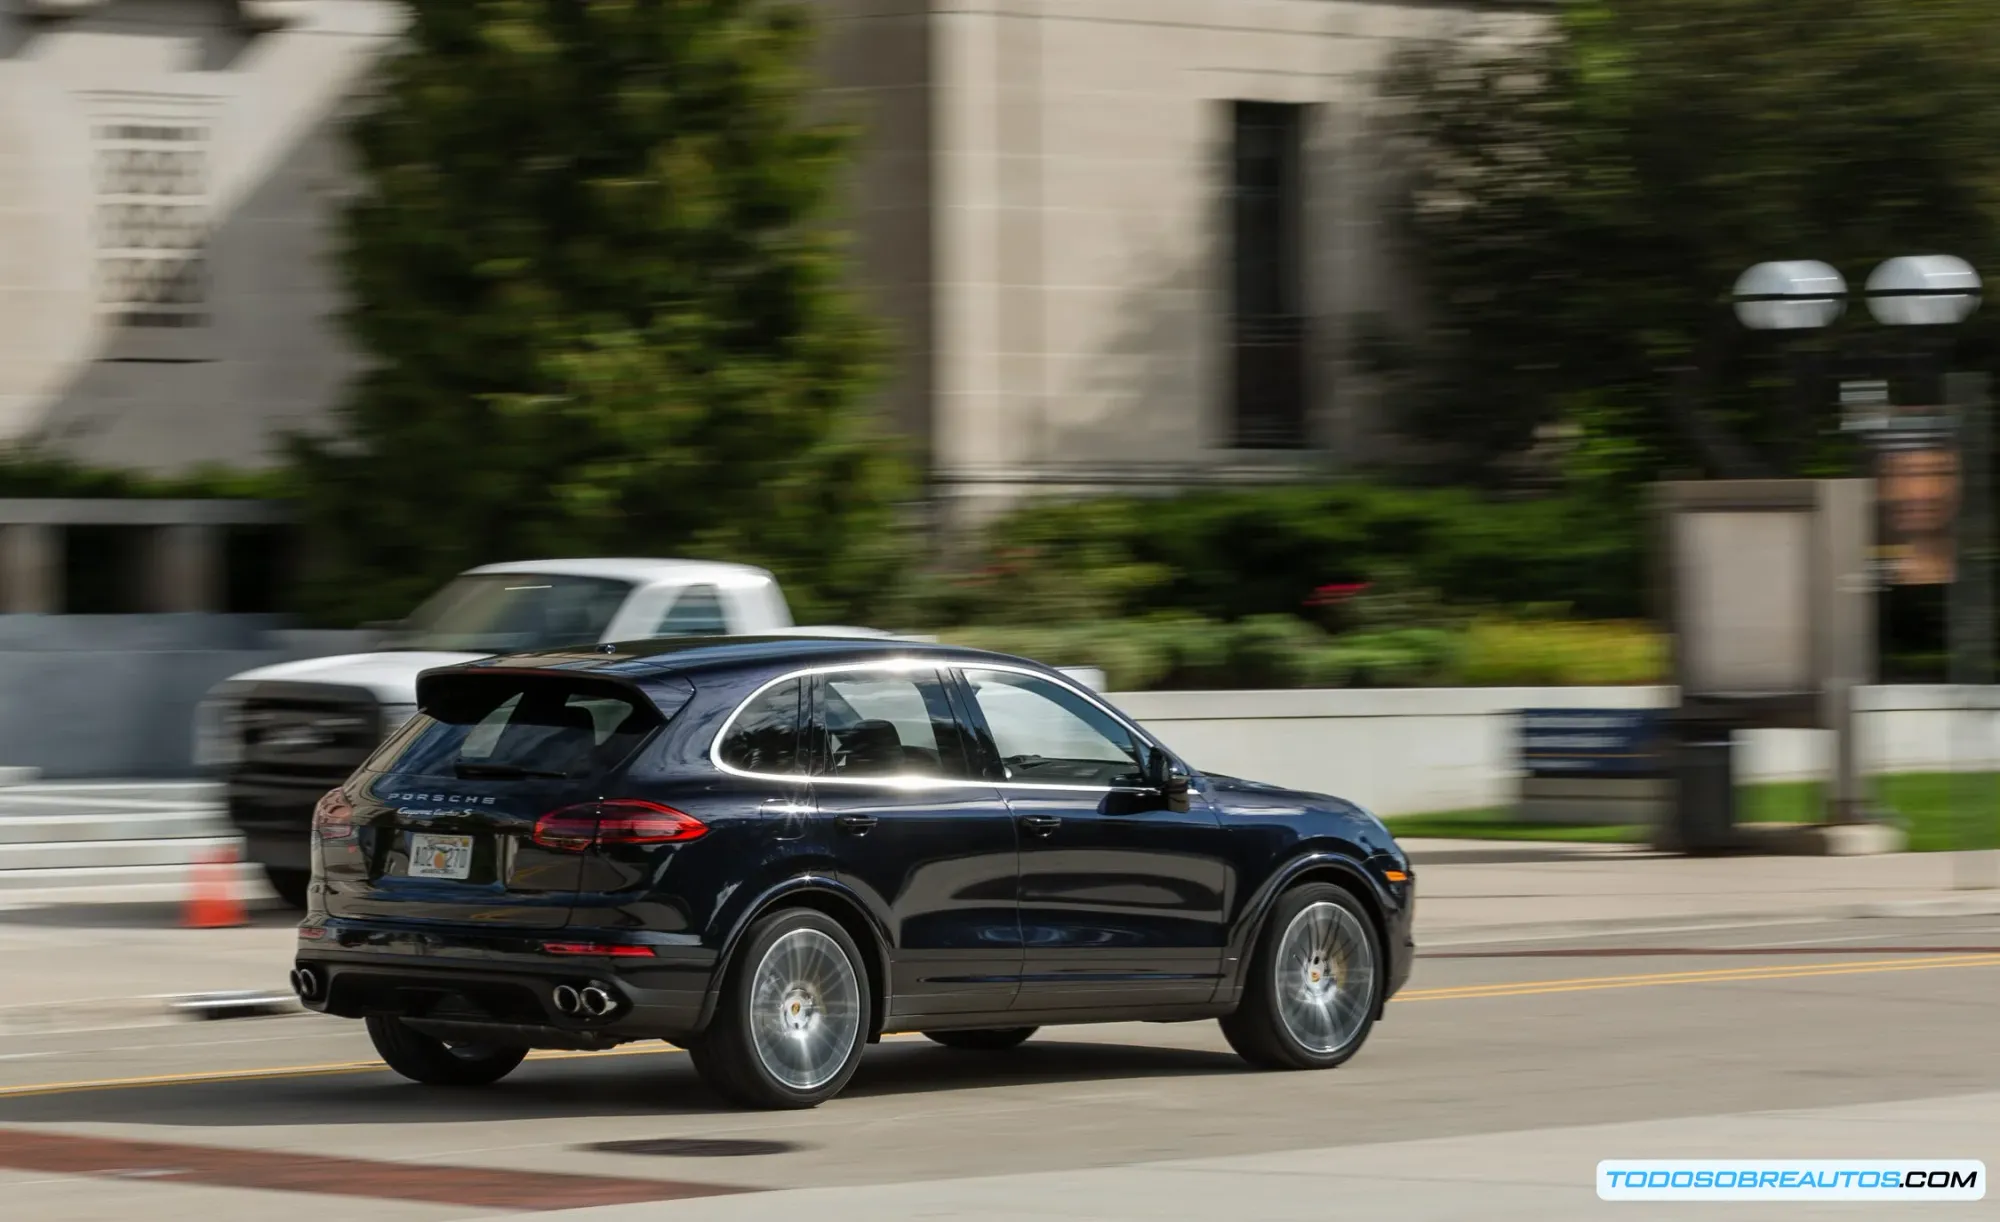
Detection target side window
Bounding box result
[811,669,971,780]
[718,677,803,775]
[962,668,1144,787]
[654,584,729,638]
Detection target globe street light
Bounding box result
[1732,260,1848,331]
[1865,255,1982,328]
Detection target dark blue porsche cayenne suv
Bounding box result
[293,637,1414,1109]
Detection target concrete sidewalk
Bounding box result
[0,844,1997,1032]
[0,906,298,1035]
[1406,839,2000,943]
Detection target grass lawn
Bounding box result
[1385,772,2000,852]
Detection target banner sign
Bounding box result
[1873,406,1959,587]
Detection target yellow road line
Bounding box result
[1395,953,2000,1002]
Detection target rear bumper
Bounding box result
[294,918,721,1046]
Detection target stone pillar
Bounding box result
[0,525,60,614]
[149,524,220,613]
[931,3,1006,511]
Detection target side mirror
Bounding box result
[1147,749,1191,812]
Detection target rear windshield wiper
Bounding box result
[452,762,570,780]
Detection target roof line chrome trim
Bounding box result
[707,658,1165,793]
[955,661,1161,768]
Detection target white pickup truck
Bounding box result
[197,557,930,906]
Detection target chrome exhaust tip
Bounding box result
[290,967,320,1000]
[579,985,615,1018]
[552,984,581,1016]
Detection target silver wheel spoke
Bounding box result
[1272,901,1375,1054]
[747,927,862,1091]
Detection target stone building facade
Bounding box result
[0,0,1525,513]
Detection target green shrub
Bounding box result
[941,614,1659,690]
[908,481,1644,630]
[1321,626,1466,688]
[1455,619,1666,686]
[1223,615,1330,689]
[0,447,284,500]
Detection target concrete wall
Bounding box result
[1116,686,2000,817]
[0,615,368,778]
[6,634,1993,800]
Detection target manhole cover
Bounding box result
[586,1138,798,1158]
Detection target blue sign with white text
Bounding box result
[1519,708,1664,777]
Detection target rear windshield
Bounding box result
[369,673,671,781]
[390,574,634,653]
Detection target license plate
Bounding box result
[408,833,475,880]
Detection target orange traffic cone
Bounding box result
[184,844,248,929]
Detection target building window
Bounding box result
[95,122,210,331]
[1228,101,1308,449]
[82,95,221,362]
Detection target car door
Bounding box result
[953,665,1230,1011]
[811,665,1022,1019]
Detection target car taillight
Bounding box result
[531,800,706,852]
[312,788,354,840]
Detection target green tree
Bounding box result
[1380,0,2000,481]
[295,0,909,626]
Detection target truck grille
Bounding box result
[235,690,383,787]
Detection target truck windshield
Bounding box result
[390,574,634,653]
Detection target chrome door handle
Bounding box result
[835,813,879,835]
[1019,814,1062,837]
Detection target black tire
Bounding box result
[1220,882,1383,1071]
[691,908,872,1110]
[365,1015,528,1087]
[923,1027,1038,1051]
[263,864,309,909]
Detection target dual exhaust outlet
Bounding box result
[289,965,616,1021]
[552,982,617,1019]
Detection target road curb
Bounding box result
[1419,894,2000,946]
[0,991,303,1037]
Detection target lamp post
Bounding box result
[1865,257,1990,878]
[1731,255,1985,843]
[1732,261,1846,472]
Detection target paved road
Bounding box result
[0,912,1995,1220]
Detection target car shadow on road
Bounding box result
[0,1037,1248,1129]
